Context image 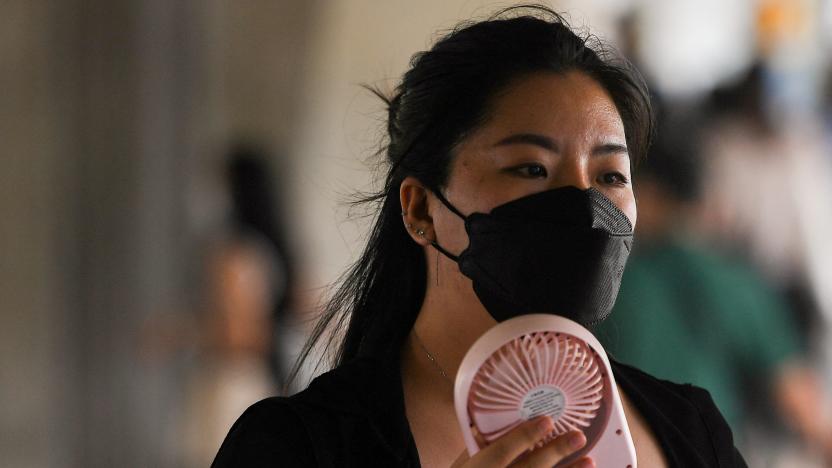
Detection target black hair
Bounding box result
[288,5,652,386]
[227,145,281,248]
[637,111,703,202]
[707,62,771,134]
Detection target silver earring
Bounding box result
[435,249,440,286]
[401,211,407,216]
[416,228,425,237]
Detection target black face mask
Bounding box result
[429,186,634,326]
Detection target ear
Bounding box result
[400,176,434,247]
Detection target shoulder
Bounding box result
[211,396,315,467]
[212,357,417,467]
[615,360,732,435]
[612,360,748,467]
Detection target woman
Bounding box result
[213,7,746,467]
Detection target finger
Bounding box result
[472,424,487,448]
[470,416,554,466]
[563,456,594,468]
[519,430,587,467]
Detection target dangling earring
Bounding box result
[436,248,440,286]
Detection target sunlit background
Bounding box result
[3,0,832,466]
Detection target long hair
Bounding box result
[287,5,653,386]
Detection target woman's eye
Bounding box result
[513,164,548,178]
[601,172,629,185]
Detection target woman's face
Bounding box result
[432,71,636,255]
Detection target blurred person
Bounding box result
[594,109,832,465]
[697,63,832,465]
[700,64,832,338]
[182,145,296,467]
[222,145,298,385]
[213,7,745,467]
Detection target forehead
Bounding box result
[469,71,625,147]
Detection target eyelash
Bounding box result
[601,172,630,186]
[510,164,548,178]
[510,164,630,186]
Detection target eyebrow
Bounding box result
[494,133,629,157]
[495,133,558,152]
[592,143,629,157]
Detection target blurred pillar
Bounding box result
[0,1,85,466]
[1,0,318,467]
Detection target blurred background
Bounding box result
[3,0,831,466]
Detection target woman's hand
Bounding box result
[451,416,594,467]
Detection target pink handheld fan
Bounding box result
[454,314,637,467]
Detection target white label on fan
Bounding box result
[520,386,565,420]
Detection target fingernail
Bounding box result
[568,431,586,449]
[537,416,553,432]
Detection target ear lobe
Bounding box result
[400,176,434,246]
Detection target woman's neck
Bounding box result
[398,252,498,465]
[408,274,496,382]
[400,320,471,466]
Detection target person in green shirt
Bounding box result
[597,231,799,429]
[594,114,831,460]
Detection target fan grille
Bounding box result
[467,331,606,444]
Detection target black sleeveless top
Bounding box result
[212,355,747,467]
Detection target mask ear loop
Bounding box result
[426,186,464,263]
[430,239,460,262]
[430,187,466,219]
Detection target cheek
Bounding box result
[604,188,637,228]
[443,161,500,217]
